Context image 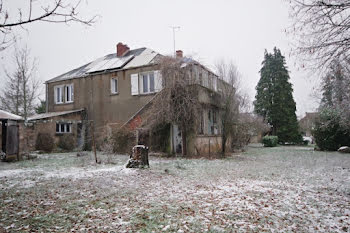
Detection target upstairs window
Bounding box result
[56,123,72,133]
[54,85,64,104]
[111,78,118,94]
[65,84,74,103]
[141,72,155,94]
[54,84,73,104]
[131,71,162,96]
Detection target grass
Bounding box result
[0,145,349,232]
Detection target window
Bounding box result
[131,71,162,95]
[56,123,72,133]
[141,72,155,94]
[54,85,64,104]
[65,84,74,103]
[208,109,219,135]
[111,78,118,94]
[54,84,73,104]
[198,111,204,134]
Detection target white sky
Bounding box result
[0,0,320,117]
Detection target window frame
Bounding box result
[54,85,64,104]
[65,84,74,103]
[111,77,119,94]
[56,123,72,134]
[140,72,155,94]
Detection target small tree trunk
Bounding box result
[222,134,226,157]
[182,129,187,156]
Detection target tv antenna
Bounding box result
[170,26,180,57]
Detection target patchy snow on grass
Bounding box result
[0,146,349,232]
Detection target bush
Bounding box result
[262,136,278,147]
[58,134,76,151]
[110,127,135,154]
[35,133,54,152]
[313,108,350,151]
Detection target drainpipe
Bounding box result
[45,83,49,113]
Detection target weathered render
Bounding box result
[28,43,232,156]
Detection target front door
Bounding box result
[172,124,182,154]
[6,122,19,158]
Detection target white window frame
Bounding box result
[111,77,118,94]
[140,72,155,94]
[65,84,74,103]
[54,85,64,104]
[56,123,72,134]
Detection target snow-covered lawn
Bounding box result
[0,145,349,232]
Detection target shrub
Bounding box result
[313,108,350,151]
[35,133,54,152]
[262,136,278,147]
[58,134,76,151]
[110,127,135,154]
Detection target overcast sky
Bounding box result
[0,0,320,117]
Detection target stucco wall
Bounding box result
[189,135,222,157]
[47,65,159,139]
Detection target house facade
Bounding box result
[29,43,231,155]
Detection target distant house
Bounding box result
[27,43,232,155]
[299,112,319,137]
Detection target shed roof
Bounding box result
[0,110,23,120]
[46,48,159,83]
[28,109,84,121]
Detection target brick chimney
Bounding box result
[117,42,130,57]
[176,50,183,58]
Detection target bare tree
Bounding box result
[215,60,240,155]
[0,0,98,50]
[150,56,200,156]
[0,46,40,119]
[288,0,350,69]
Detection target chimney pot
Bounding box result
[117,42,130,57]
[176,50,183,58]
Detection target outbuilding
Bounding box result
[0,110,23,161]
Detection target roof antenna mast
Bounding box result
[170,26,180,57]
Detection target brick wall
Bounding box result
[24,112,83,151]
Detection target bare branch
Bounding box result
[0,0,98,51]
[288,0,350,70]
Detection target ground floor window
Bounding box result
[56,123,72,133]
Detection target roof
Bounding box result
[0,110,22,120]
[46,48,159,83]
[27,109,84,121]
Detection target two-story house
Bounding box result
[28,43,231,155]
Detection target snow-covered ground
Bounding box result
[0,145,349,232]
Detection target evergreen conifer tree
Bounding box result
[254,47,301,144]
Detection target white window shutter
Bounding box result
[154,70,162,92]
[60,87,64,103]
[71,84,74,101]
[54,87,57,104]
[131,73,139,95]
[213,77,217,91]
[110,79,114,93]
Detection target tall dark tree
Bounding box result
[254,47,301,144]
